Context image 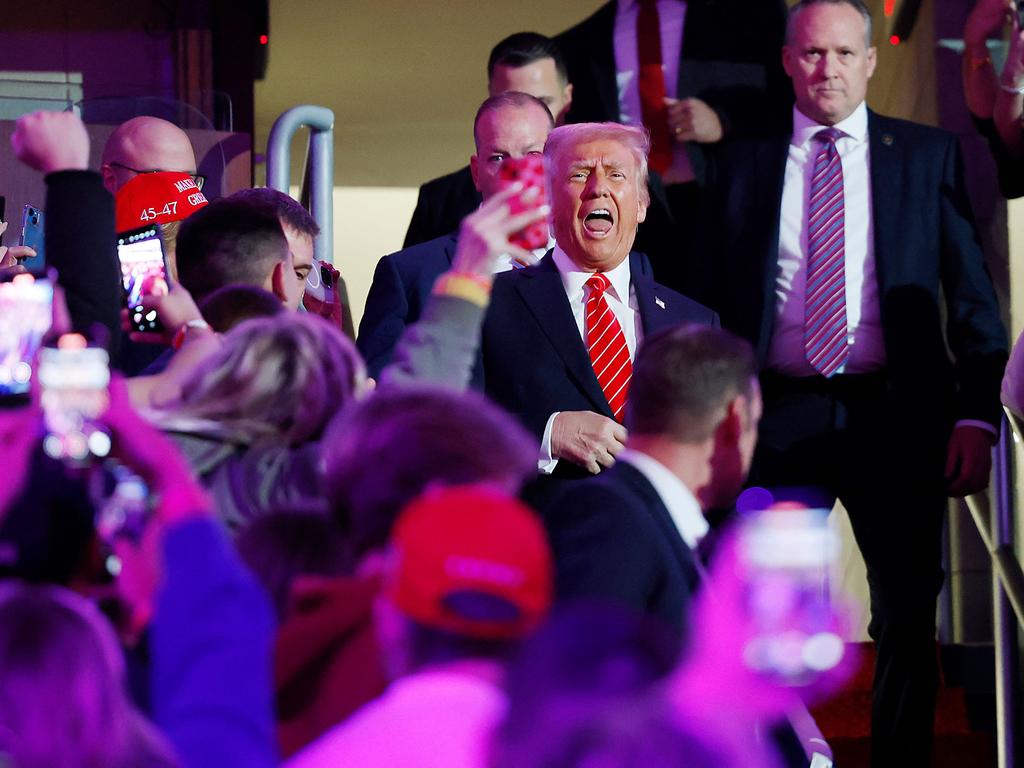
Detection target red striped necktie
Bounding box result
[585,273,632,422]
[804,127,848,378]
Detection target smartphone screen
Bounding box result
[117,224,169,333]
[304,259,336,303]
[497,154,549,252]
[0,274,53,404]
[38,337,111,463]
[19,205,46,274]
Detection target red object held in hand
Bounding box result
[498,155,549,252]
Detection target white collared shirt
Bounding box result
[538,247,642,473]
[617,448,709,548]
[494,238,555,273]
[768,102,884,376]
[613,0,694,184]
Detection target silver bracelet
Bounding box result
[1000,81,1024,94]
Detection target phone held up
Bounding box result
[0,272,54,407]
[19,204,47,274]
[497,154,549,253]
[117,223,170,334]
[304,258,336,304]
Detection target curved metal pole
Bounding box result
[266,105,335,264]
[992,414,1020,768]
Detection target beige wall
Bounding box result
[255,0,938,330]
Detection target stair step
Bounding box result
[828,732,994,768]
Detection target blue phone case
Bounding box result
[19,205,45,273]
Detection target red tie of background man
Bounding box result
[804,128,848,378]
[637,0,672,174]
[585,273,632,422]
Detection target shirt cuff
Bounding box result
[955,419,998,438]
[538,411,560,474]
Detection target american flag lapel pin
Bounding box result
[655,296,665,309]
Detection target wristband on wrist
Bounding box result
[433,272,492,307]
[171,318,211,350]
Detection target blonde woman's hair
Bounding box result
[163,312,365,446]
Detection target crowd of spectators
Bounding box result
[0,1,1020,767]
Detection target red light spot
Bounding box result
[259,34,269,45]
[884,0,896,16]
[889,35,900,46]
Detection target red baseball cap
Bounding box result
[115,171,208,233]
[386,485,553,640]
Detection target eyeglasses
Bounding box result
[107,162,206,191]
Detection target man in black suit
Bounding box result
[358,92,555,378]
[403,33,573,249]
[543,324,759,635]
[696,2,1008,764]
[480,122,717,483]
[555,0,790,293]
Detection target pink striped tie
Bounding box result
[585,273,632,422]
[804,128,848,378]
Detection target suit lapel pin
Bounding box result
[655,297,666,309]
[882,134,894,146]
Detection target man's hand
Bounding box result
[945,424,996,497]
[551,410,627,474]
[0,222,35,271]
[11,110,90,174]
[453,183,550,278]
[121,280,204,346]
[665,97,724,144]
[302,262,346,330]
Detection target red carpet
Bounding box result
[809,643,994,767]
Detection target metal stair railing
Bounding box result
[964,408,1024,768]
[265,105,335,265]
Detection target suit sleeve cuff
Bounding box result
[954,419,998,439]
[539,412,560,474]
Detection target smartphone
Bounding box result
[497,154,549,252]
[0,274,54,405]
[0,196,6,246]
[117,224,169,334]
[304,258,335,303]
[1018,6,1024,30]
[19,204,46,274]
[739,506,844,687]
[38,334,111,464]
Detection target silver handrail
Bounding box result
[265,105,335,265]
[966,409,1024,768]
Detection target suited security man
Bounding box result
[555,0,790,293]
[696,1,1007,765]
[402,32,573,249]
[357,92,554,379]
[480,121,717,485]
[543,324,759,634]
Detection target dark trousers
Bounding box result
[751,371,949,768]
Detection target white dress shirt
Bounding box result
[538,247,641,473]
[617,448,709,548]
[768,102,884,376]
[494,235,556,273]
[613,0,694,184]
[769,103,994,436]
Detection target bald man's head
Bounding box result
[101,116,197,194]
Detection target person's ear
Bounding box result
[470,154,482,192]
[269,260,289,303]
[714,398,743,447]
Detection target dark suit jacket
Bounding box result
[402,166,480,249]
[359,240,659,383]
[555,0,791,182]
[542,459,700,636]
[356,233,459,379]
[480,251,718,443]
[696,110,1007,430]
